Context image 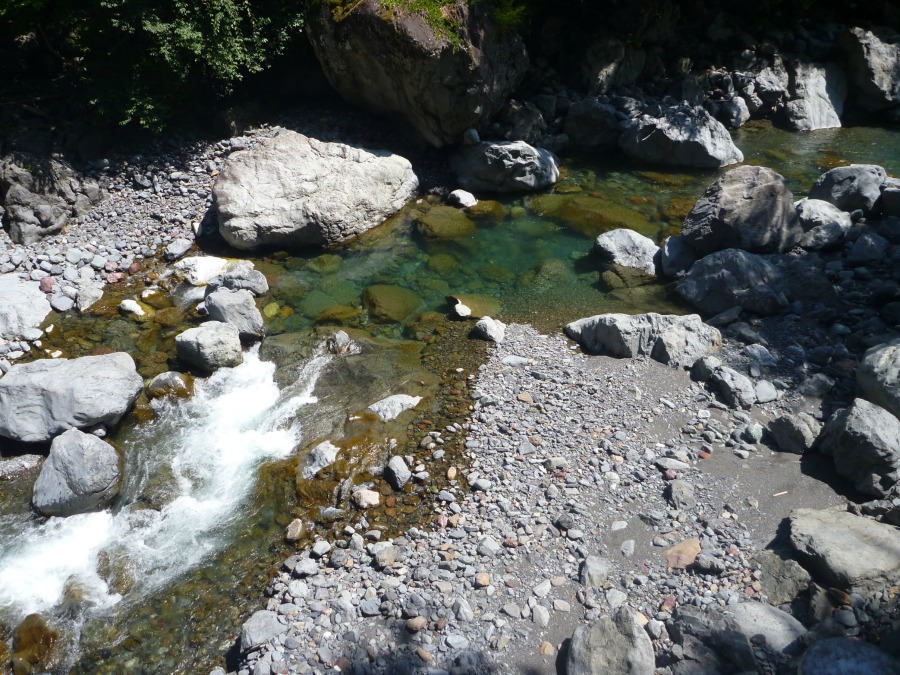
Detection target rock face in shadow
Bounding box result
[305,0,528,147]
[214,129,418,249]
[676,249,786,316]
[857,337,900,419]
[838,27,900,113]
[452,141,559,194]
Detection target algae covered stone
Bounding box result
[363,285,422,323]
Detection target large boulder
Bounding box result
[728,602,806,657]
[789,508,900,591]
[204,260,269,297]
[0,353,142,443]
[451,141,559,194]
[240,610,286,652]
[768,412,822,454]
[785,60,846,131]
[582,37,645,95]
[204,289,265,342]
[618,106,743,169]
[838,27,900,113]
[659,235,697,278]
[856,337,900,418]
[817,398,900,498]
[594,229,659,276]
[305,0,528,148]
[563,98,622,149]
[565,607,655,675]
[676,249,786,316]
[681,166,800,254]
[564,312,721,367]
[0,275,51,340]
[363,285,423,323]
[667,605,758,674]
[32,428,121,517]
[175,322,243,373]
[795,198,853,249]
[214,129,418,249]
[798,637,900,675]
[808,164,887,215]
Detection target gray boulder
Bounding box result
[385,455,412,491]
[0,353,142,443]
[728,602,806,656]
[563,98,622,149]
[682,166,800,254]
[205,261,269,297]
[472,317,506,344]
[215,129,418,249]
[751,551,812,606]
[857,337,900,419]
[710,366,757,409]
[299,440,340,479]
[618,106,743,169]
[367,394,422,422]
[798,637,900,675]
[768,412,822,454]
[163,238,193,262]
[32,428,121,516]
[579,556,613,589]
[676,249,786,316]
[817,398,900,497]
[240,610,286,652]
[847,232,890,264]
[838,27,900,113]
[0,454,43,480]
[789,507,900,591]
[668,605,758,674]
[451,141,559,194]
[808,164,887,215]
[175,322,243,373]
[659,235,697,278]
[305,0,527,147]
[785,60,846,131]
[204,289,264,342]
[566,607,655,675]
[720,96,751,129]
[564,312,721,367]
[795,198,853,249]
[594,229,659,276]
[0,275,51,340]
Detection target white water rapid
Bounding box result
[0,344,329,627]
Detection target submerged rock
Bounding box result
[0,353,143,443]
[367,394,423,422]
[32,428,121,517]
[363,285,422,323]
[215,129,418,249]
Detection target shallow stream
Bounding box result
[0,121,899,673]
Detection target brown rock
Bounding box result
[407,616,428,632]
[665,538,701,569]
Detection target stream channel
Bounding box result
[0,121,899,673]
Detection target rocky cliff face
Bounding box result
[305,0,528,147]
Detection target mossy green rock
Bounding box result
[528,193,655,239]
[305,254,343,275]
[465,200,507,221]
[416,205,475,239]
[448,293,500,319]
[363,285,423,323]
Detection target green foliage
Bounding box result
[0,0,305,131]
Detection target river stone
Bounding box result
[594,228,659,276]
[785,60,846,131]
[752,551,812,606]
[305,0,527,148]
[857,337,900,419]
[838,27,900,113]
[817,398,900,497]
[146,371,194,399]
[416,205,475,239]
[0,353,142,443]
[204,289,264,342]
[789,508,900,590]
[798,637,900,675]
[175,322,243,373]
[240,610,286,652]
[163,238,193,262]
[299,441,340,479]
[173,256,231,286]
[215,129,418,248]
[363,285,422,323]
[720,96,750,129]
[769,412,822,454]
[808,164,887,215]
[452,141,559,194]
[579,556,613,589]
[0,455,43,480]
[448,294,500,320]
[565,312,720,367]
[668,605,758,673]
[795,198,853,249]
[367,394,422,422]
[447,189,477,208]
[676,249,786,316]
[618,106,743,169]
[565,607,655,675]
[660,235,697,278]
[710,366,757,409]
[205,261,269,297]
[682,166,800,254]
[0,275,51,340]
[32,429,121,516]
[563,98,622,149]
[472,317,506,344]
[728,602,806,656]
[385,455,411,490]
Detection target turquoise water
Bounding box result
[1,120,899,675]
